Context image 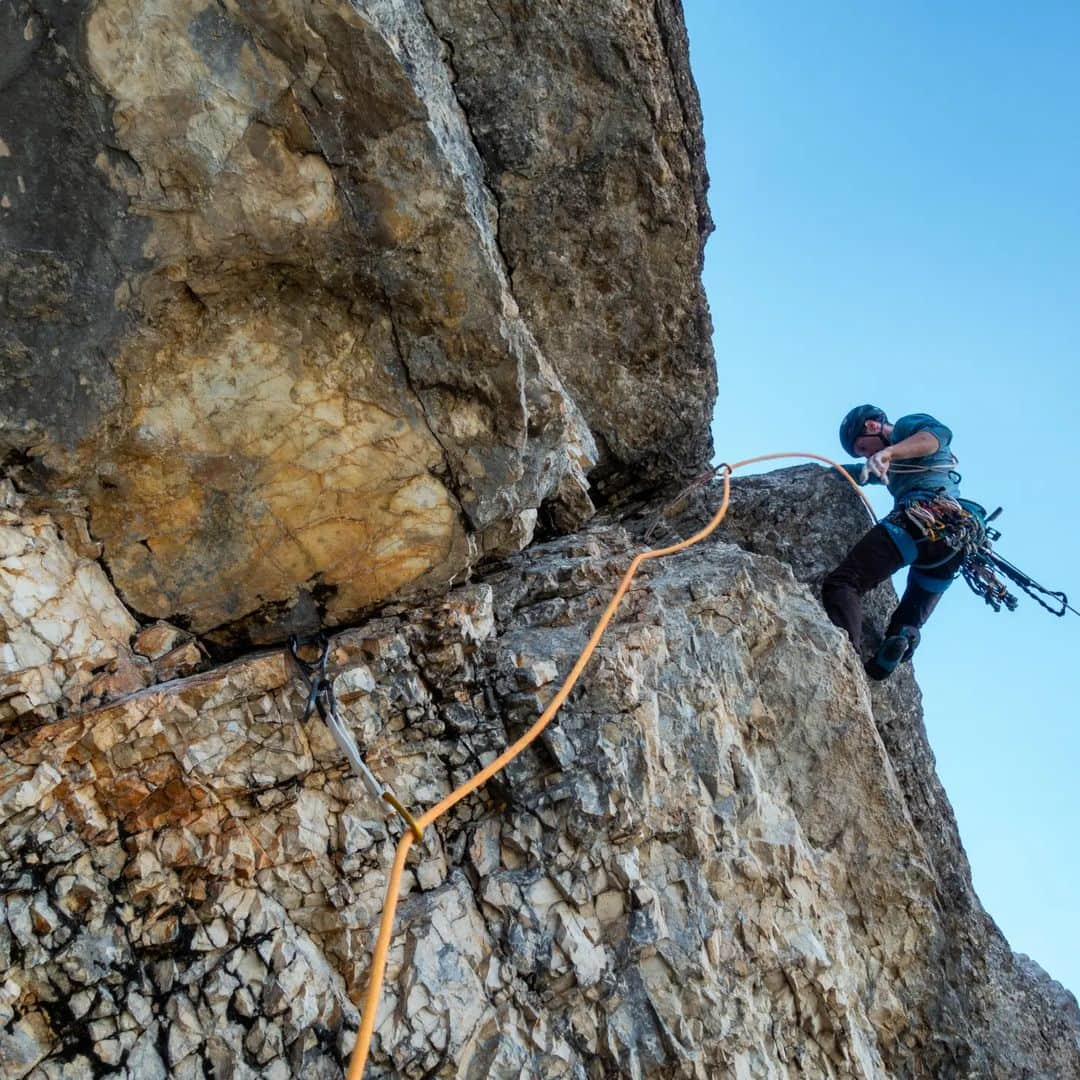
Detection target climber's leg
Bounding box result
[867,552,962,680]
[822,524,908,654]
[887,556,960,637]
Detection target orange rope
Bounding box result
[346,453,872,1077]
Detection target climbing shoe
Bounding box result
[865,626,921,681]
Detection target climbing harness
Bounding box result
[288,635,423,841]
[884,500,1080,617]
[886,495,985,565]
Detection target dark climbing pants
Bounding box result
[822,522,962,654]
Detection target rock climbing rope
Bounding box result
[344,452,872,1079]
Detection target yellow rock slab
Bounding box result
[81,300,467,634]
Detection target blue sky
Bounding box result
[682,2,1080,995]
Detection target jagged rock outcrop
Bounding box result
[652,466,1080,1078]
[2,467,1078,1078]
[0,0,713,646]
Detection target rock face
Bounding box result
[422,0,715,474]
[3,3,1078,1078]
[0,480,139,731]
[0,0,713,646]
[2,467,1078,1079]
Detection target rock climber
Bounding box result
[822,405,983,680]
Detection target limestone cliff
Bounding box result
[1,0,714,648]
[3,2,1079,1079]
[2,468,1079,1078]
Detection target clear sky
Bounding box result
[682,2,1080,996]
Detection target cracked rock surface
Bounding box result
[0,0,714,645]
[1,468,1078,1078]
[0,481,139,732]
[4,3,1077,1077]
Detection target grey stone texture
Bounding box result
[1,467,1078,1078]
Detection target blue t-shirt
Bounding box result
[848,413,961,506]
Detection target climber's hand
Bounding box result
[867,449,892,482]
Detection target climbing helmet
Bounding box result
[839,404,888,457]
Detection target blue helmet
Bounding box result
[839,405,888,456]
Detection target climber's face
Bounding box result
[853,419,889,458]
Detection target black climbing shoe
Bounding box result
[865,626,920,681]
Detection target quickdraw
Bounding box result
[643,464,725,542]
[961,545,1080,617]
[288,635,423,841]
